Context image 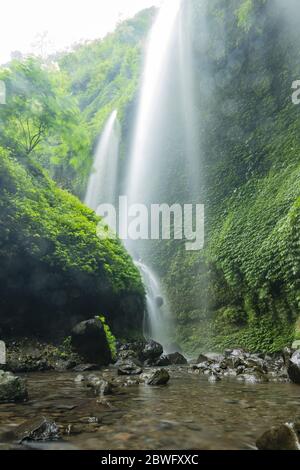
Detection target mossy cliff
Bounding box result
[0,149,145,340]
[160,0,300,353]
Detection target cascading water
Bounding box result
[124,0,200,349]
[85,110,119,211]
[123,0,185,349]
[84,1,201,351]
[135,261,170,347]
[126,0,182,203]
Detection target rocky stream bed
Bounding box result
[1,341,300,450]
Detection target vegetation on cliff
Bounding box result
[1,1,299,353]
[0,148,144,339]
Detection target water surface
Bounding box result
[0,368,299,450]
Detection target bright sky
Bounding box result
[0,0,162,64]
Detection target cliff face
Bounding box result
[0,150,145,341]
[160,0,300,353]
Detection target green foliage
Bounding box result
[0,149,144,336]
[96,315,117,360]
[236,0,253,31]
[0,58,91,197]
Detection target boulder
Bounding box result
[165,352,187,365]
[86,375,113,396]
[256,423,300,450]
[17,418,60,443]
[155,355,172,366]
[203,353,225,363]
[0,370,28,403]
[54,359,76,372]
[117,360,143,376]
[244,357,268,373]
[117,349,143,367]
[71,318,111,366]
[237,372,268,384]
[287,349,300,384]
[74,374,85,383]
[230,348,247,357]
[147,368,170,386]
[197,354,209,363]
[118,349,138,361]
[140,340,163,362]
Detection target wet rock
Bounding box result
[114,376,141,387]
[230,348,247,357]
[165,352,187,365]
[204,353,225,363]
[73,364,99,372]
[226,356,245,369]
[18,418,60,443]
[147,368,170,386]
[7,357,51,373]
[117,360,143,376]
[71,318,111,366]
[74,374,85,383]
[155,296,164,308]
[140,340,163,362]
[155,355,172,366]
[208,373,221,383]
[54,359,76,372]
[235,365,246,375]
[197,354,209,363]
[0,370,28,403]
[196,361,209,370]
[244,357,268,373]
[219,359,228,370]
[86,375,113,396]
[118,349,138,361]
[237,372,268,384]
[287,350,300,384]
[116,350,143,367]
[256,423,300,450]
[282,347,293,366]
[119,342,135,351]
[119,341,145,355]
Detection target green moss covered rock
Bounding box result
[0,149,145,339]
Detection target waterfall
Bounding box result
[135,261,171,348]
[84,1,201,351]
[126,0,182,204]
[85,110,119,211]
[125,0,202,347]
[122,0,185,349]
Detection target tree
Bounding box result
[0,57,91,195]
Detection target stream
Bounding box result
[1,368,300,450]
